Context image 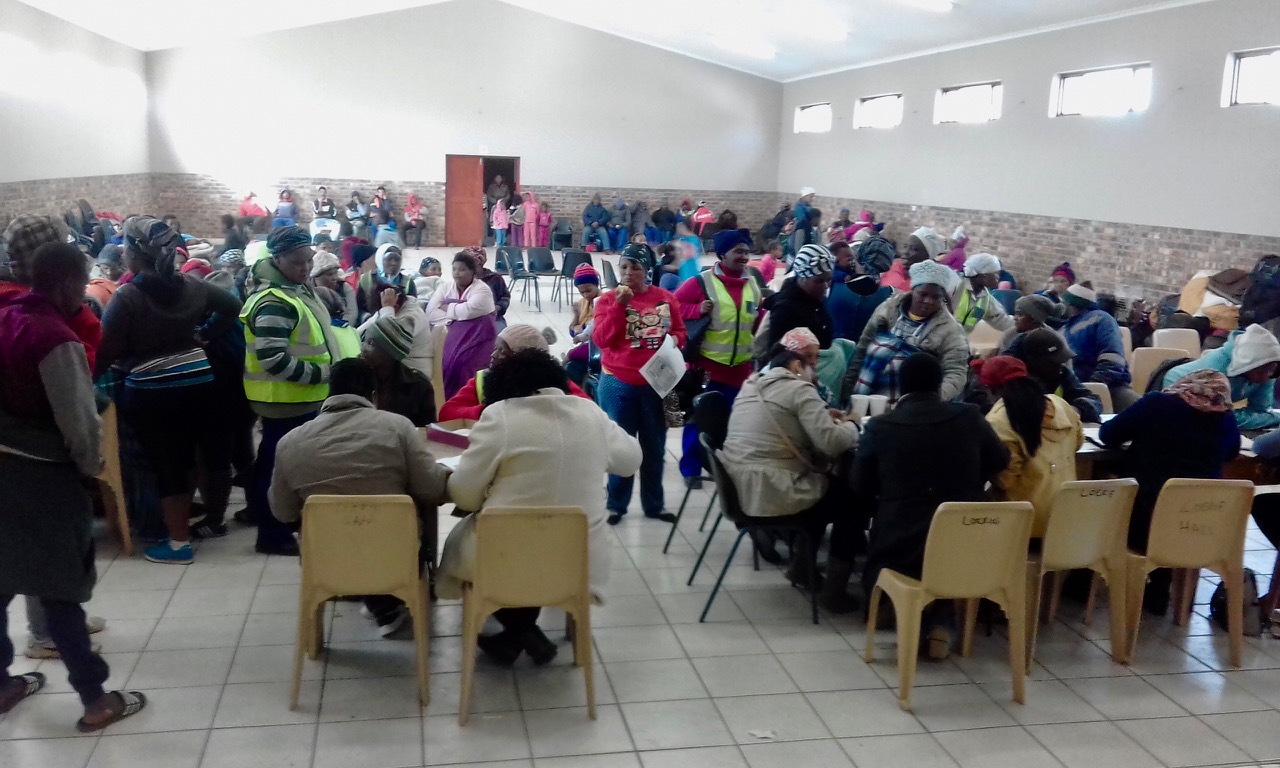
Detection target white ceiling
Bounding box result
[19,0,1218,81]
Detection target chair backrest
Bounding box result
[300,495,420,596]
[527,247,555,273]
[991,289,1021,314]
[706,436,749,525]
[692,391,731,450]
[474,506,588,606]
[1119,326,1134,367]
[430,323,447,412]
[1153,328,1201,358]
[1082,381,1114,414]
[1131,347,1191,395]
[919,502,1034,598]
[601,261,619,289]
[1145,478,1254,569]
[553,218,573,234]
[496,246,522,274]
[1040,479,1139,570]
[968,320,1003,347]
[560,250,591,277]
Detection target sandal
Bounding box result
[76,690,147,733]
[0,672,46,714]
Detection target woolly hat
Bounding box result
[973,355,1028,390]
[856,235,896,279]
[573,262,599,286]
[3,214,67,276]
[712,227,752,257]
[498,323,555,352]
[791,244,833,279]
[310,252,341,278]
[180,258,213,278]
[1227,324,1280,377]
[1014,294,1056,325]
[1062,284,1097,309]
[911,227,947,261]
[909,259,958,292]
[1052,262,1076,283]
[217,249,246,270]
[962,253,1002,277]
[366,313,415,362]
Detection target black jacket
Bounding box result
[762,278,834,351]
[855,393,1010,590]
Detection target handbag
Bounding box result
[124,348,213,390]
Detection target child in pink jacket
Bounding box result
[492,200,509,247]
[537,202,553,247]
[522,191,540,249]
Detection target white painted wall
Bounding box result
[146,0,781,193]
[0,0,148,182]
[777,0,1280,237]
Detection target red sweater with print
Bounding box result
[439,373,591,421]
[673,269,761,388]
[592,286,687,386]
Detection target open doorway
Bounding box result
[443,154,520,247]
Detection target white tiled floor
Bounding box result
[5,250,1280,767]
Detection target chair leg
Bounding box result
[1083,572,1101,626]
[1003,589,1028,705]
[688,512,723,586]
[1047,571,1065,623]
[309,601,326,660]
[459,595,479,726]
[411,585,431,708]
[574,604,596,719]
[1175,568,1200,626]
[864,586,883,662]
[895,593,923,711]
[1125,561,1147,663]
[664,485,695,554]
[290,596,310,710]
[1227,567,1244,669]
[1103,566,1130,664]
[698,492,717,532]
[960,597,980,658]
[1024,566,1045,670]
[700,529,746,623]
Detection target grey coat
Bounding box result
[847,291,971,402]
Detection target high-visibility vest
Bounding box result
[699,270,759,367]
[475,369,487,404]
[331,323,361,361]
[955,287,993,331]
[241,288,332,404]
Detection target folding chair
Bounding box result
[504,249,542,311]
[460,507,594,724]
[600,261,619,289]
[551,250,592,310]
[866,502,1034,710]
[663,392,729,555]
[495,246,520,281]
[291,495,430,709]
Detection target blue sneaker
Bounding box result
[144,540,193,564]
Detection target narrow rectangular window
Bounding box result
[934,82,1003,124]
[1223,48,1280,106]
[793,102,832,133]
[1051,64,1152,117]
[853,94,904,129]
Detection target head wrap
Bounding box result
[1062,284,1097,309]
[910,227,947,261]
[124,215,183,277]
[712,228,752,257]
[952,226,969,245]
[266,225,312,257]
[1164,370,1232,413]
[1014,294,1056,325]
[366,313,415,362]
[974,355,1028,390]
[780,327,820,352]
[96,244,125,267]
[839,208,850,216]
[798,187,815,197]
[310,252,341,278]
[498,324,553,353]
[909,259,958,292]
[963,253,1002,277]
[3,215,68,279]
[791,244,833,279]
[1227,324,1280,377]
[461,246,486,265]
[856,236,896,279]
[374,244,402,276]
[573,262,599,286]
[217,249,246,270]
[1023,328,1074,366]
[420,257,440,272]
[180,258,213,278]
[1052,262,1076,283]
[619,243,656,273]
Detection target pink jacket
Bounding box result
[522,193,540,223]
[491,205,509,228]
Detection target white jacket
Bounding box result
[438,388,642,600]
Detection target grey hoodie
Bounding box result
[609,198,631,229]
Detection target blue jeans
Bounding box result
[1,594,107,706]
[251,412,316,548]
[608,227,629,251]
[495,229,507,247]
[597,374,666,516]
[582,224,608,249]
[272,217,295,228]
[680,379,741,478]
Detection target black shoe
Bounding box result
[516,626,559,666]
[646,512,678,523]
[607,513,623,526]
[477,631,522,666]
[752,530,785,565]
[255,538,300,557]
[191,521,228,539]
[684,477,703,490]
[232,508,254,526]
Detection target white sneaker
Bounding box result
[376,607,409,638]
[25,638,103,660]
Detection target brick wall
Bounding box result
[813,195,1280,302]
[0,174,154,233]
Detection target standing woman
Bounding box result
[96,217,242,564]
[426,251,498,398]
[273,189,298,228]
[592,243,687,525]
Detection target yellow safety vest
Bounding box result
[331,323,361,361]
[475,369,487,404]
[699,270,760,367]
[956,287,993,331]
[241,288,333,404]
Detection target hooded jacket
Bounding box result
[1062,307,1131,387]
[608,199,631,229]
[583,200,609,227]
[987,394,1083,531]
[631,203,654,235]
[652,205,676,231]
[1162,328,1280,430]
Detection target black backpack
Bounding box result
[1209,567,1263,637]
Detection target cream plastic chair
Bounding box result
[460,506,594,725]
[865,502,1034,711]
[1152,328,1201,359]
[430,323,447,414]
[1130,347,1190,395]
[97,403,133,557]
[1081,382,1114,414]
[1022,479,1138,666]
[1125,479,1254,668]
[290,495,430,709]
[1120,326,1133,367]
[967,319,1004,357]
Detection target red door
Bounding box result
[445,155,484,247]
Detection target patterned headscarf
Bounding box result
[910,227,947,260]
[124,215,183,278]
[619,243,656,273]
[461,246,486,265]
[856,235,895,279]
[780,327,820,352]
[1164,370,1232,413]
[217,249,246,270]
[266,225,312,257]
[791,244,833,279]
[3,214,68,280]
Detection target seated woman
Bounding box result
[1099,370,1239,614]
[1162,324,1280,431]
[719,329,862,612]
[356,280,433,379]
[1037,262,1075,306]
[880,227,944,292]
[977,356,1083,523]
[440,324,588,421]
[565,264,602,386]
[360,313,436,427]
[439,348,642,665]
[310,252,357,325]
[999,295,1062,352]
[357,244,416,321]
[425,252,498,398]
[847,260,968,405]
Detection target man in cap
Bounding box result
[1061,284,1137,410]
[672,228,762,487]
[952,252,1013,333]
[242,225,339,556]
[1007,328,1104,423]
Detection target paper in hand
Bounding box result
[639,334,687,398]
